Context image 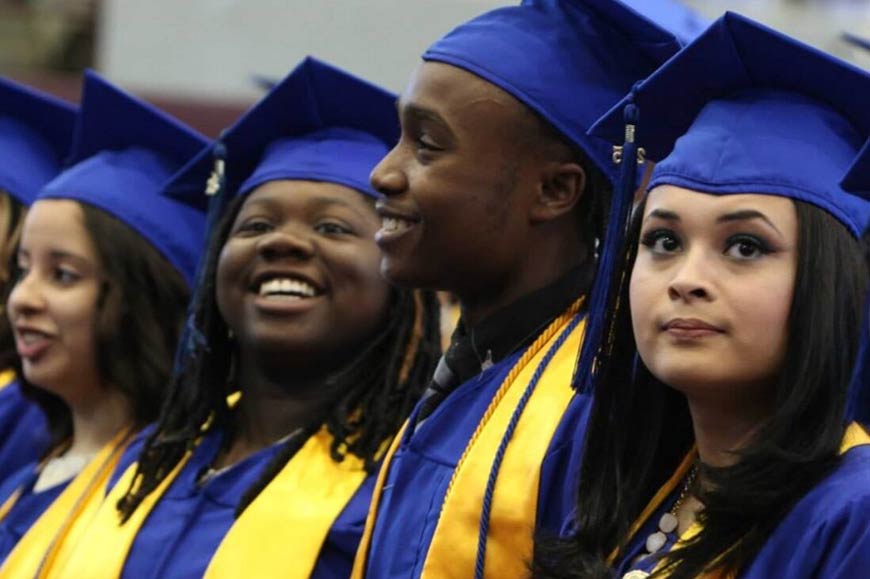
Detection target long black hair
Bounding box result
[0,202,190,454]
[534,198,869,578]
[118,191,441,521]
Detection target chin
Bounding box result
[22,368,67,397]
[646,358,731,394]
[380,256,437,290]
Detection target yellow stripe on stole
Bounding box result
[44,450,193,578]
[351,300,585,579]
[421,312,585,578]
[204,426,369,578]
[350,421,406,578]
[0,369,16,391]
[0,427,134,579]
[46,396,244,576]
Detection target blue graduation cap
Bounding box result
[617,0,709,45]
[592,13,870,235]
[578,12,870,412]
[167,56,398,205]
[421,0,684,183]
[37,70,210,286]
[0,77,75,206]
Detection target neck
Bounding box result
[67,387,132,459]
[458,226,586,327]
[221,352,346,466]
[685,387,774,468]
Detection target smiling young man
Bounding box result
[350,1,684,578]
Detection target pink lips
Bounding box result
[662,318,724,339]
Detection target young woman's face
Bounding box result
[7,199,104,402]
[216,180,392,369]
[630,185,798,399]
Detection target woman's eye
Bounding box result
[640,230,681,255]
[53,268,80,285]
[725,235,770,261]
[236,220,272,235]
[315,221,353,236]
[416,133,442,152]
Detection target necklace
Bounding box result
[643,463,698,556]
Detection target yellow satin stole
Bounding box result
[0,369,16,391]
[616,423,870,579]
[0,427,134,579]
[57,425,369,579]
[47,394,238,577]
[45,447,192,578]
[204,426,368,578]
[353,299,585,579]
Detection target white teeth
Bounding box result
[381,216,414,233]
[20,331,48,344]
[258,278,317,298]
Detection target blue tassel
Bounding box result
[575,93,643,393]
[475,313,583,578]
[171,140,229,374]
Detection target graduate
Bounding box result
[351,1,682,577]
[0,77,75,484]
[53,57,441,579]
[534,13,870,579]
[0,70,207,574]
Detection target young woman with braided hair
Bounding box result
[56,57,441,579]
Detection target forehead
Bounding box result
[644,185,797,222]
[240,180,374,216]
[20,199,96,257]
[400,61,530,133]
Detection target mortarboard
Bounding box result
[0,77,76,206]
[37,70,210,286]
[168,56,398,205]
[421,0,684,183]
[592,12,870,235]
[578,13,870,413]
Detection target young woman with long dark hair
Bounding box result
[535,13,870,579]
[0,71,207,574]
[55,58,441,579]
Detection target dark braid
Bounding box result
[119,194,441,522]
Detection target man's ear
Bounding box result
[529,161,586,223]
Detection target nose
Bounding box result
[667,249,715,303]
[370,145,408,198]
[7,269,46,320]
[255,224,315,262]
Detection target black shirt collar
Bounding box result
[446,264,594,386]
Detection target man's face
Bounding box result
[372,61,542,297]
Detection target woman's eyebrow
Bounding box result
[644,208,680,223]
[716,209,783,238]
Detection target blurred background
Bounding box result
[1,0,868,136]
